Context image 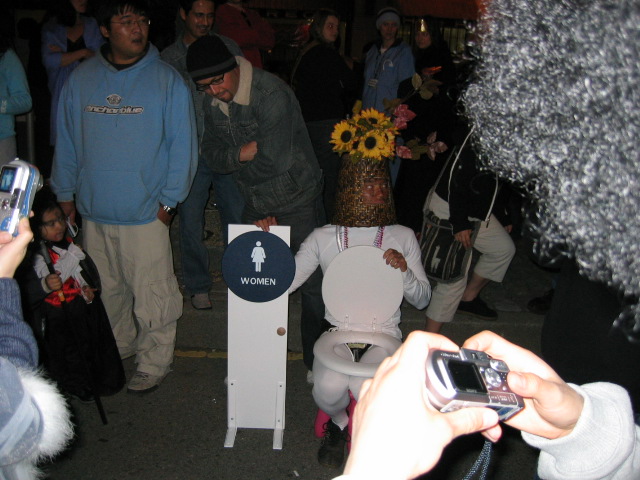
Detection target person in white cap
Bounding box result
[362,7,413,185]
[362,7,414,114]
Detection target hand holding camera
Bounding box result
[425,346,525,421]
[463,331,585,440]
[343,330,587,479]
[0,159,43,237]
[0,217,33,279]
[344,332,500,480]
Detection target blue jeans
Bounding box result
[243,195,326,371]
[179,159,244,295]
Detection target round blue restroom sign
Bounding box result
[222,231,295,303]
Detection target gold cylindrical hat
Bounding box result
[332,156,397,227]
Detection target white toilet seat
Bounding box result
[322,246,403,326]
[315,246,404,377]
[314,331,402,377]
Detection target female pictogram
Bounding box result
[251,241,266,272]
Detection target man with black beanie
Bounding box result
[187,35,326,375]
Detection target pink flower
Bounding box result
[425,131,448,161]
[396,145,413,159]
[392,104,416,130]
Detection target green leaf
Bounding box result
[411,73,423,90]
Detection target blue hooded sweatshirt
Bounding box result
[51,44,196,225]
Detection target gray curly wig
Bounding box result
[464,0,640,340]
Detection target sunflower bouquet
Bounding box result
[330,108,399,162]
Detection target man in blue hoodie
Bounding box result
[50,0,197,394]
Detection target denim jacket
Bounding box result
[201,58,322,215]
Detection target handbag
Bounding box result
[419,131,480,283]
[420,208,479,283]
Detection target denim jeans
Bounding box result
[179,159,244,296]
[243,195,326,371]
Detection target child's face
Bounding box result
[40,208,66,242]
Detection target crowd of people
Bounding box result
[1,0,639,479]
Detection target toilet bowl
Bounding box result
[313,246,404,378]
[314,330,402,377]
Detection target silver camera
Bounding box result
[0,159,43,236]
[425,348,524,421]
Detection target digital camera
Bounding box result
[425,348,524,421]
[0,159,43,236]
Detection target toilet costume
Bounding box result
[289,157,431,465]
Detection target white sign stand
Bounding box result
[224,224,290,450]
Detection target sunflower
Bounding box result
[357,108,388,128]
[330,106,409,162]
[356,131,388,161]
[369,129,395,159]
[330,121,357,153]
[378,133,396,158]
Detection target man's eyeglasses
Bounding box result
[196,75,225,91]
[111,18,151,29]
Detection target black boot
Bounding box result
[527,289,555,315]
[457,297,498,320]
[318,420,348,468]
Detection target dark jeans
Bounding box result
[243,195,326,370]
[306,119,342,223]
[179,159,244,295]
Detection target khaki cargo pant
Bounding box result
[425,193,515,324]
[84,219,182,377]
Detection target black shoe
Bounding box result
[457,297,498,320]
[318,421,348,468]
[527,289,554,315]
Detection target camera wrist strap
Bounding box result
[462,440,492,480]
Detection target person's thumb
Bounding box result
[508,371,549,399]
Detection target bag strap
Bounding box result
[423,146,456,215]
[423,126,475,214]
[483,172,500,223]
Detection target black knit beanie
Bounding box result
[186,35,238,82]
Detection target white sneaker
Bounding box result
[127,371,167,394]
[306,370,314,385]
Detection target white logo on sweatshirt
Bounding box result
[84,94,144,115]
[107,94,122,106]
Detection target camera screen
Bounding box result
[0,166,16,193]
[447,360,487,393]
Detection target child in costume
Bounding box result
[24,189,124,401]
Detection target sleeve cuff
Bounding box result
[522,382,636,479]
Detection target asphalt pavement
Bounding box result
[41,206,552,480]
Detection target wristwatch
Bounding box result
[161,204,177,216]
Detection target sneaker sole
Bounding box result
[192,304,212,310]
[126,384,160,395]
